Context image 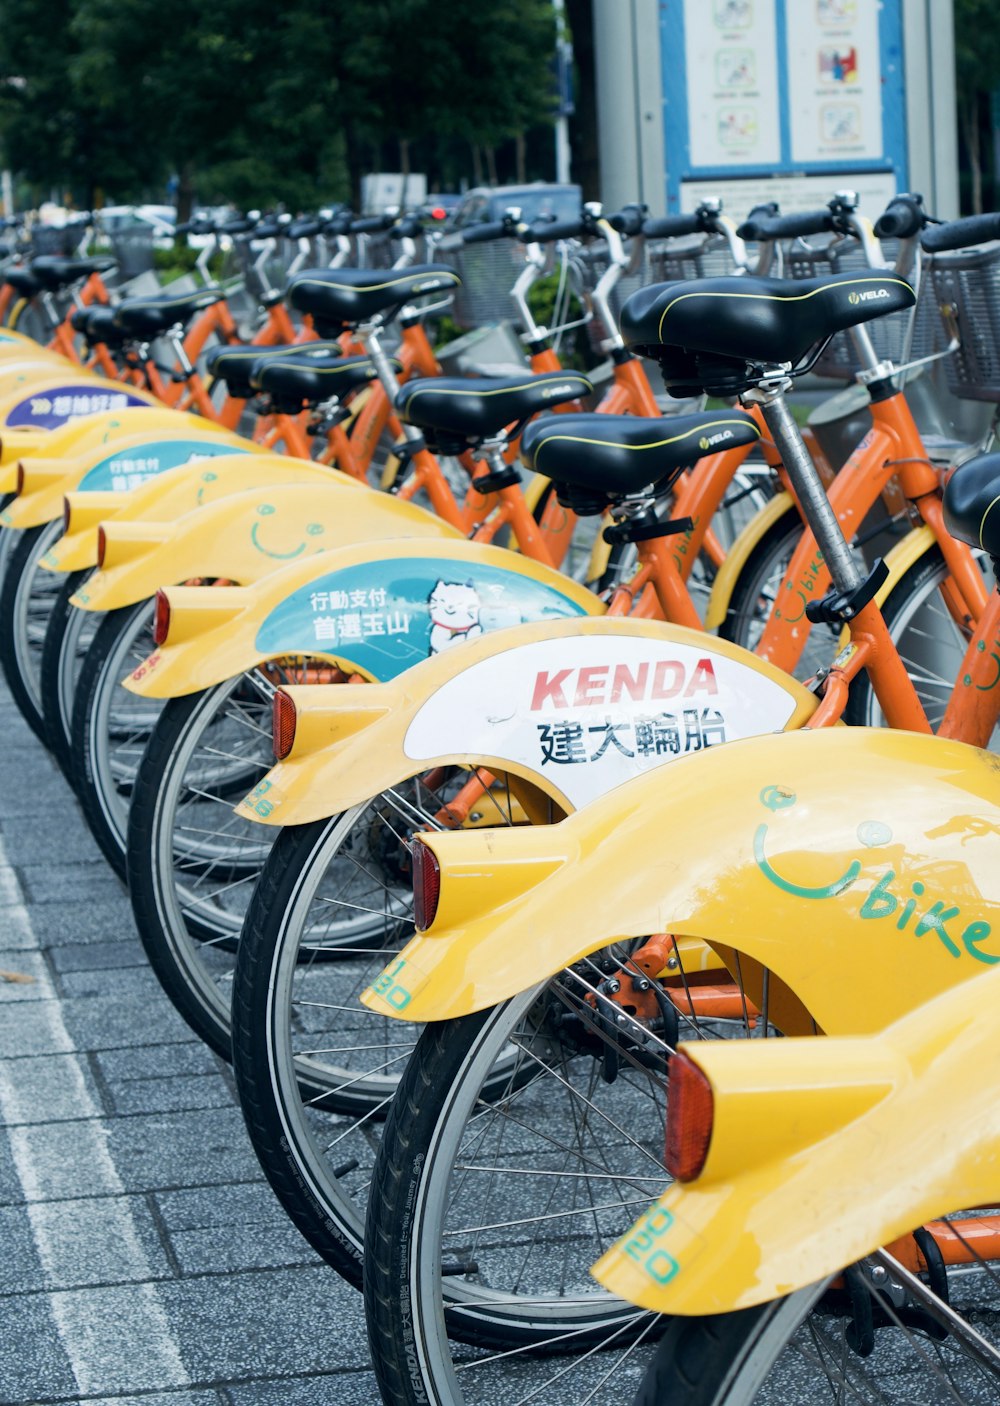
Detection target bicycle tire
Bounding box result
[843,544,991,736]
[126,673,279,1057]
[0,518,68,742]
[718,508,840,682]
[69,599,160,876]
[40,568,97,780]
[365,977,686,1405]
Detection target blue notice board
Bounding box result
[662,0,906,212]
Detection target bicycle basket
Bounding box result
[782,235,936,379]
[567,237,645,356]
[926,241,1000,402]
[438,239,530,330]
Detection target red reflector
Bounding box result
[62,496,71,534]
[152,588,171,646]
[15,460,25,494]
[272,689,297,760]
[411,838,441,931]
[431,206,446,221]
[96,525,107,567]
[664,1052,714,1182]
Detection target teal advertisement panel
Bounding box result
[254,558,587,680]
[77,439,251,492]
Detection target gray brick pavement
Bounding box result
[0,686,379,1404]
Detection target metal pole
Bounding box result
[553,0,572,184]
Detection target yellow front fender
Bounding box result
[361,728,1000,1026]
[3,426,249,531]
[49,452,352,575]
[74,482,460,612]
[124,539,603,699]
[236,619,817,827]
[595,963,1000,1314]
[704,492,794,631]
[0,375,158,441]
[0,404,228,480]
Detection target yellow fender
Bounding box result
[3,426,249,531]
[0,328,73,359]
[0,404,229,480]
[361,728,1000,1025]
[73,482,460,612]
[704,491,795,630]
[836,522,937,647]
[235,618,817,828]
[0,374,159,441]
[48,452,352,575]
[595,964,1000,1314]
[124,539,603,700]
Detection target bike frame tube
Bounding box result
[754,389,983,673]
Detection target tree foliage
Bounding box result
[0,0,558,211]
[954,0,1000,212]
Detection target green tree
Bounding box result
[955,0,1000,212]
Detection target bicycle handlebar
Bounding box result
[525,215,591,243]
[873,195,927,240]
[390,215,425,240]
[737,208,834,241]
[641,213,704,238]
[606,203,647,237]
[461,220,509,245]
[921,212,1000,253]
[350,214,395,234]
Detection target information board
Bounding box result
[662,0,906,214]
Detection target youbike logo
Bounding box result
[753,787,1000,966]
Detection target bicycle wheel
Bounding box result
[365,951,786,1405]
[719,508,841,682]
[636,1250,1000,1404]
[126,671,283,1057]
[0,518,69,742]
[40,569,101,780]
[231,772,531,1285]
[70,599,161,876]
[844,544,996,740]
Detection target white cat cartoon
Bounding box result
[427,579,484,654]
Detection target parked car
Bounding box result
[449,183,582,230]
[94,205,177,250]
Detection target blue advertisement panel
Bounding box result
[662,0,906,213]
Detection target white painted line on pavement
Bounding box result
[0,834,190,1396]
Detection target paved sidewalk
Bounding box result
[0,679,378,1405]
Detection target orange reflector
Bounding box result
[62,496,72,534]
[152,588,170,646]
[664,1052,714,1182]
[272,689,297,760]
[411,839,441,931]
[96,525,107,567]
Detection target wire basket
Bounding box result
[109,226,154,280]
[31,224,77,256]
[566,237,645,355]
[646,232,745,283]
[925,241,1000,402]
[437,239,530,330]
[783,235,942,380]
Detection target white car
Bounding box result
[94,205,178,250]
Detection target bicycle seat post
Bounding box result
[742,373,864,597]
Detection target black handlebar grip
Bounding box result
[607,204,647,236]
[737,209,834,240]
[525,216,588,242]
[461,220,509,244]
[288,218,321,239]
[921,212,1000,253]
[641,213,704,238]
[220,217,255,235]
[323,213,354,235]
[390,216,424,240]
[350,214,395,234]
[874,197,926,240]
